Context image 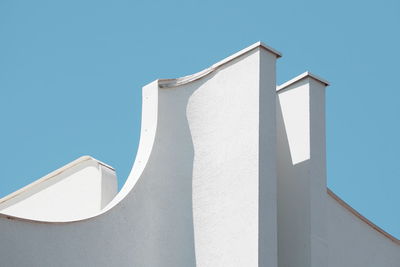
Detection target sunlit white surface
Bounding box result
[0,156,117,221]
[0,43,398,267]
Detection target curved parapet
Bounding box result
[0,42,280,266]
[158,41,281,89]
[1,42,398,267]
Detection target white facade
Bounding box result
[0,156,117,221]
[0,42,398,266]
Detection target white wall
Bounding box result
[0,42,280,267]
[0,43,399,267]
[277,72,400,267]
[186,45,278,267]
[0,156,117,221]
[277,73,328,267]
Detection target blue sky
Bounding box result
[1,0,399,238]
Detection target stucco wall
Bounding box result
[0,43,280,267]
[0,42,399,267]
[277,74,328,267]
[276,72,400,267]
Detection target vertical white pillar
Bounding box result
[184,43,280,266]
[276,72,329,267]
[259,46,279,267]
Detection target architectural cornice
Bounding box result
[159,41,281,89]
[277,71,330,92]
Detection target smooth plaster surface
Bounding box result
[0,43,279,267]
[0,156,117,221]
[0,42,399,267]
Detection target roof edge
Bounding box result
[215,41,282,64]
[158,41,281,89]
[0,156,115,206]
[327,188,400,246]
[277,71,330,92]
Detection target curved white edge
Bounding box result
[101,80,159,212]
[277,71,330,92]
[0,42,279,224]
[327,188,400,246]
[0,42,278,223]
[159,41,281,89]
[0,43,398,251]
[0,80,159,224]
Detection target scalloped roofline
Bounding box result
[1,42,398,249]
[277,71,330,92]
[158,41,281,89]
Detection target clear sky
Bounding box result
[1,0,399,238]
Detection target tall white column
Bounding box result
[181,44,280,267]
[276,72,329,267]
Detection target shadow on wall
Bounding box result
[122,79,209,266]
[277,99,312,267]
[0,77,206,267]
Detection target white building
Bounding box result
[0,42,398,267]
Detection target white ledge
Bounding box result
[158,41,281,89]
[0,155,114,206]
[277,71,330,92]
